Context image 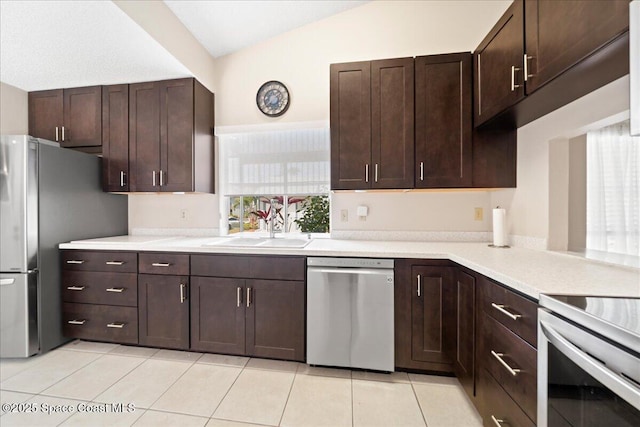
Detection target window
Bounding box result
[218,126,330,235]
[586,120,640,257]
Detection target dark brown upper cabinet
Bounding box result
[29,86,102,151]
[415,53,472,188]
[474,0,525,127]
[330,58,414,190]
[102,84,129,192]
[475,0,629,128]
[128,78,214,193]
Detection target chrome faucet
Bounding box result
[269,198,278,239]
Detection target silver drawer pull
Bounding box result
[67,319,86,325]
[67,286,85,291]
[151,262,171,267]
[105,261,124,266]
[491,350,521,376]
[491,303,522,320]
[490,415,505,427]
[106,287,124,293]
[107,322,125,329]
[66,260,85,264]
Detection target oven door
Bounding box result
[537,309,640,427]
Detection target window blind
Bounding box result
[218,127,330,196]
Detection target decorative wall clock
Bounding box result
[256,80,290,117]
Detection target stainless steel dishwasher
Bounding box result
[306,257,394,372]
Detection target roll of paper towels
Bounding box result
[492,208,506,247]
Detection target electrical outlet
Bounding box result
[474,207,483,221]
[180,209,188,221]
[340,209,348,222]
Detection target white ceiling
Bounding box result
[0,0,367,92]
[164,1,368,58]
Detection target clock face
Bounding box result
[256,81,290,117]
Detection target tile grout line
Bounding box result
[410,381,430,427]
[206,358,249,420]
[276,362,299,426]
[351,374,355,427]
[137,357,199,413]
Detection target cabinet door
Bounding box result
[415,53,472,188]
[102,85,129,192]
[330,61,371,190]
[138,274,189,349]
[474,0,524,126]
[62,86,102,148]
[524,0,629,95]
[411,266,455,365]
[28,89,63,142]
[129,81,160,192]
[160,78,194,192]
[371,58,414,189]
[246,279,305,361]
[455,269,476,399]
[190,277,245,355]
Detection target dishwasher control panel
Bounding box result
[307,257,394,269]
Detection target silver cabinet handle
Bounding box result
[491,303,522,320]
[151,262,171,267]
[246,287,251,308]
[55,126,59,142]
[510,65,522,91]
[180,283,186,303]
[159,170,164,186]
[66,260,85,264]
[490,415,505,427]
[491,350,521,376]
[365,164,369,183]
[419,162,424,181]
[106,287,124,293]
[524,54,534,81]
[120,171,126,187]
[417,274,421,297]
[374,164,379,182]
[1,278,16,286]
[61,126,66,141]
[237,286,242,308]
[107,322,125,329]
[67,319,86,325]
[67,286,85,291]
[105,261,124,266]
[153,170,157,187]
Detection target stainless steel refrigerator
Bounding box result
[0,135,128,358]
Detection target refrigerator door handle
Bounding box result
[0,278,16,286]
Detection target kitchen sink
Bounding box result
[203,237,311,248]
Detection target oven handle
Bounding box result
[540,320,640,411]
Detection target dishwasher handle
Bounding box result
[307,267,394,276]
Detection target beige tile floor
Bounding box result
[0,340,482,427]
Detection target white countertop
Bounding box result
[59,236,640,300]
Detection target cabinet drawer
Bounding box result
[61,250,137,273]
[482,314,537,422]
[62,271,137,306]
[479,368,535,427]
[191,254,305,281]
[62,303,138,344]
[479,276,537,346]
[139,253,189,275]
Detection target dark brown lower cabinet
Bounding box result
[454,269,476,400]
[478,368,536,427]
[190,276,245,355]
[138,274,189,350]
[246,279,305,361]
[395,259,456,373]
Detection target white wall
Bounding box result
[491,76,630,248]
[214,0,511,126]
[0,82,28,134]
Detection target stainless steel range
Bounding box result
[538,294,640,427]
